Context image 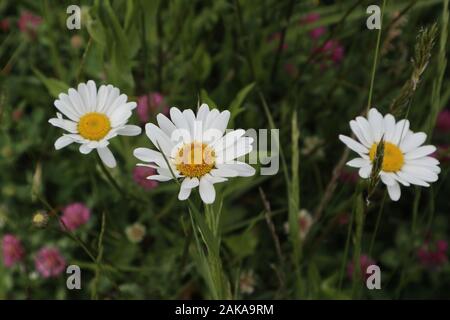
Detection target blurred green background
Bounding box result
[0,0,449,299]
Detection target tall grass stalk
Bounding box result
[91,211,106,300]
[427,0,448,135]
[289,111,302,297]
[158,143,230,299]
[351,191,365,298]
[368,192,387,257]
[366,0,387,112]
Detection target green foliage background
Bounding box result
[0,0,449,299]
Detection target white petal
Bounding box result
[210,167,238,178]
[54,99,80,122]
[116,125,141,136]
[79,144,93,154]
[110,107,132,127]
[359,165,372,178]
[145,123,175,156]
[210,111,230,135]
[368,108,384,142]
[392,119,410,145]
[148,175,172,181]
[384,114,396,141]
[400,132,427,153]
[156,167,180,179]
[97,85,111,113]
[104,90,124,116]
[396,171,430,187]
[199,177,216,204]
[178,187,192,201]
[387,181,401,201]
[211,129,246,152]
[87,80,97,112]
[380,172,396,186]
[48,117,78,133]
[178,177,200,200]
[404,146,436,160]
[54,136,74,150]
[392,172,410,186]
[216,137,253,163]
[407,158,440,174]
[356,116,374,145]
[205,174,228,184]
[196,103,210,122]
[181,177,200,189]
[339,135,369,154]
[346,158,370,168]
[133,148,166,167]
[157,113,177,137]
[78,83,91,113]
[350,120,371,147]
[68,88,86,115]
[407,156,439,167]
[98,86,117,114]
[97,147,117,168]
[170,107,190,133]
[216,162,255,177]
[204,109,220,131]
[183,109,196,138]
[401,165,438,182]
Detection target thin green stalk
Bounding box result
[369,191,387,257]
[158,144,230,299]
[76,37,93,83]
[351,191,365,298]
[1,41,26,74]
[289,111,302,298]
[411,187,422,235]
[35,193,97,262]
[338,192,356,290]
[95,154,148,205]
[91,211,106,300]
[366,0,387,111]
[269,0,296,80]
[96,154,125,196]
[140,1,150,90]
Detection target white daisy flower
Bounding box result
[133,104,256,204]
[339,108,440,201]
[49,80,142,168]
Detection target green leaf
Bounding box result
[200,89,218,109]
[224,231,258,258]
[32,68,69,98]
[228,82,255,122]
[86,9,107,46]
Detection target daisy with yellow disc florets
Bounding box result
[339,108,440,201]
[133,104,255,204]
[49,80,142,168]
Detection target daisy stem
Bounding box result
[338,190,356,291]
[156,142,230,299]
[189,201,230,299]
[34,193,96,261]
[96,154,125,195]
[366,0,387,112]
[368,191,387,257]
[95,154,147,206]
[91,211,106,300]
[351,190,365,298]
[76,37,92,83]
[289,112,302,298]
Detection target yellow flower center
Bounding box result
[33,214,45,224]
[175,142,215,178]
[78,112,111,141]
[369,142,404,172]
